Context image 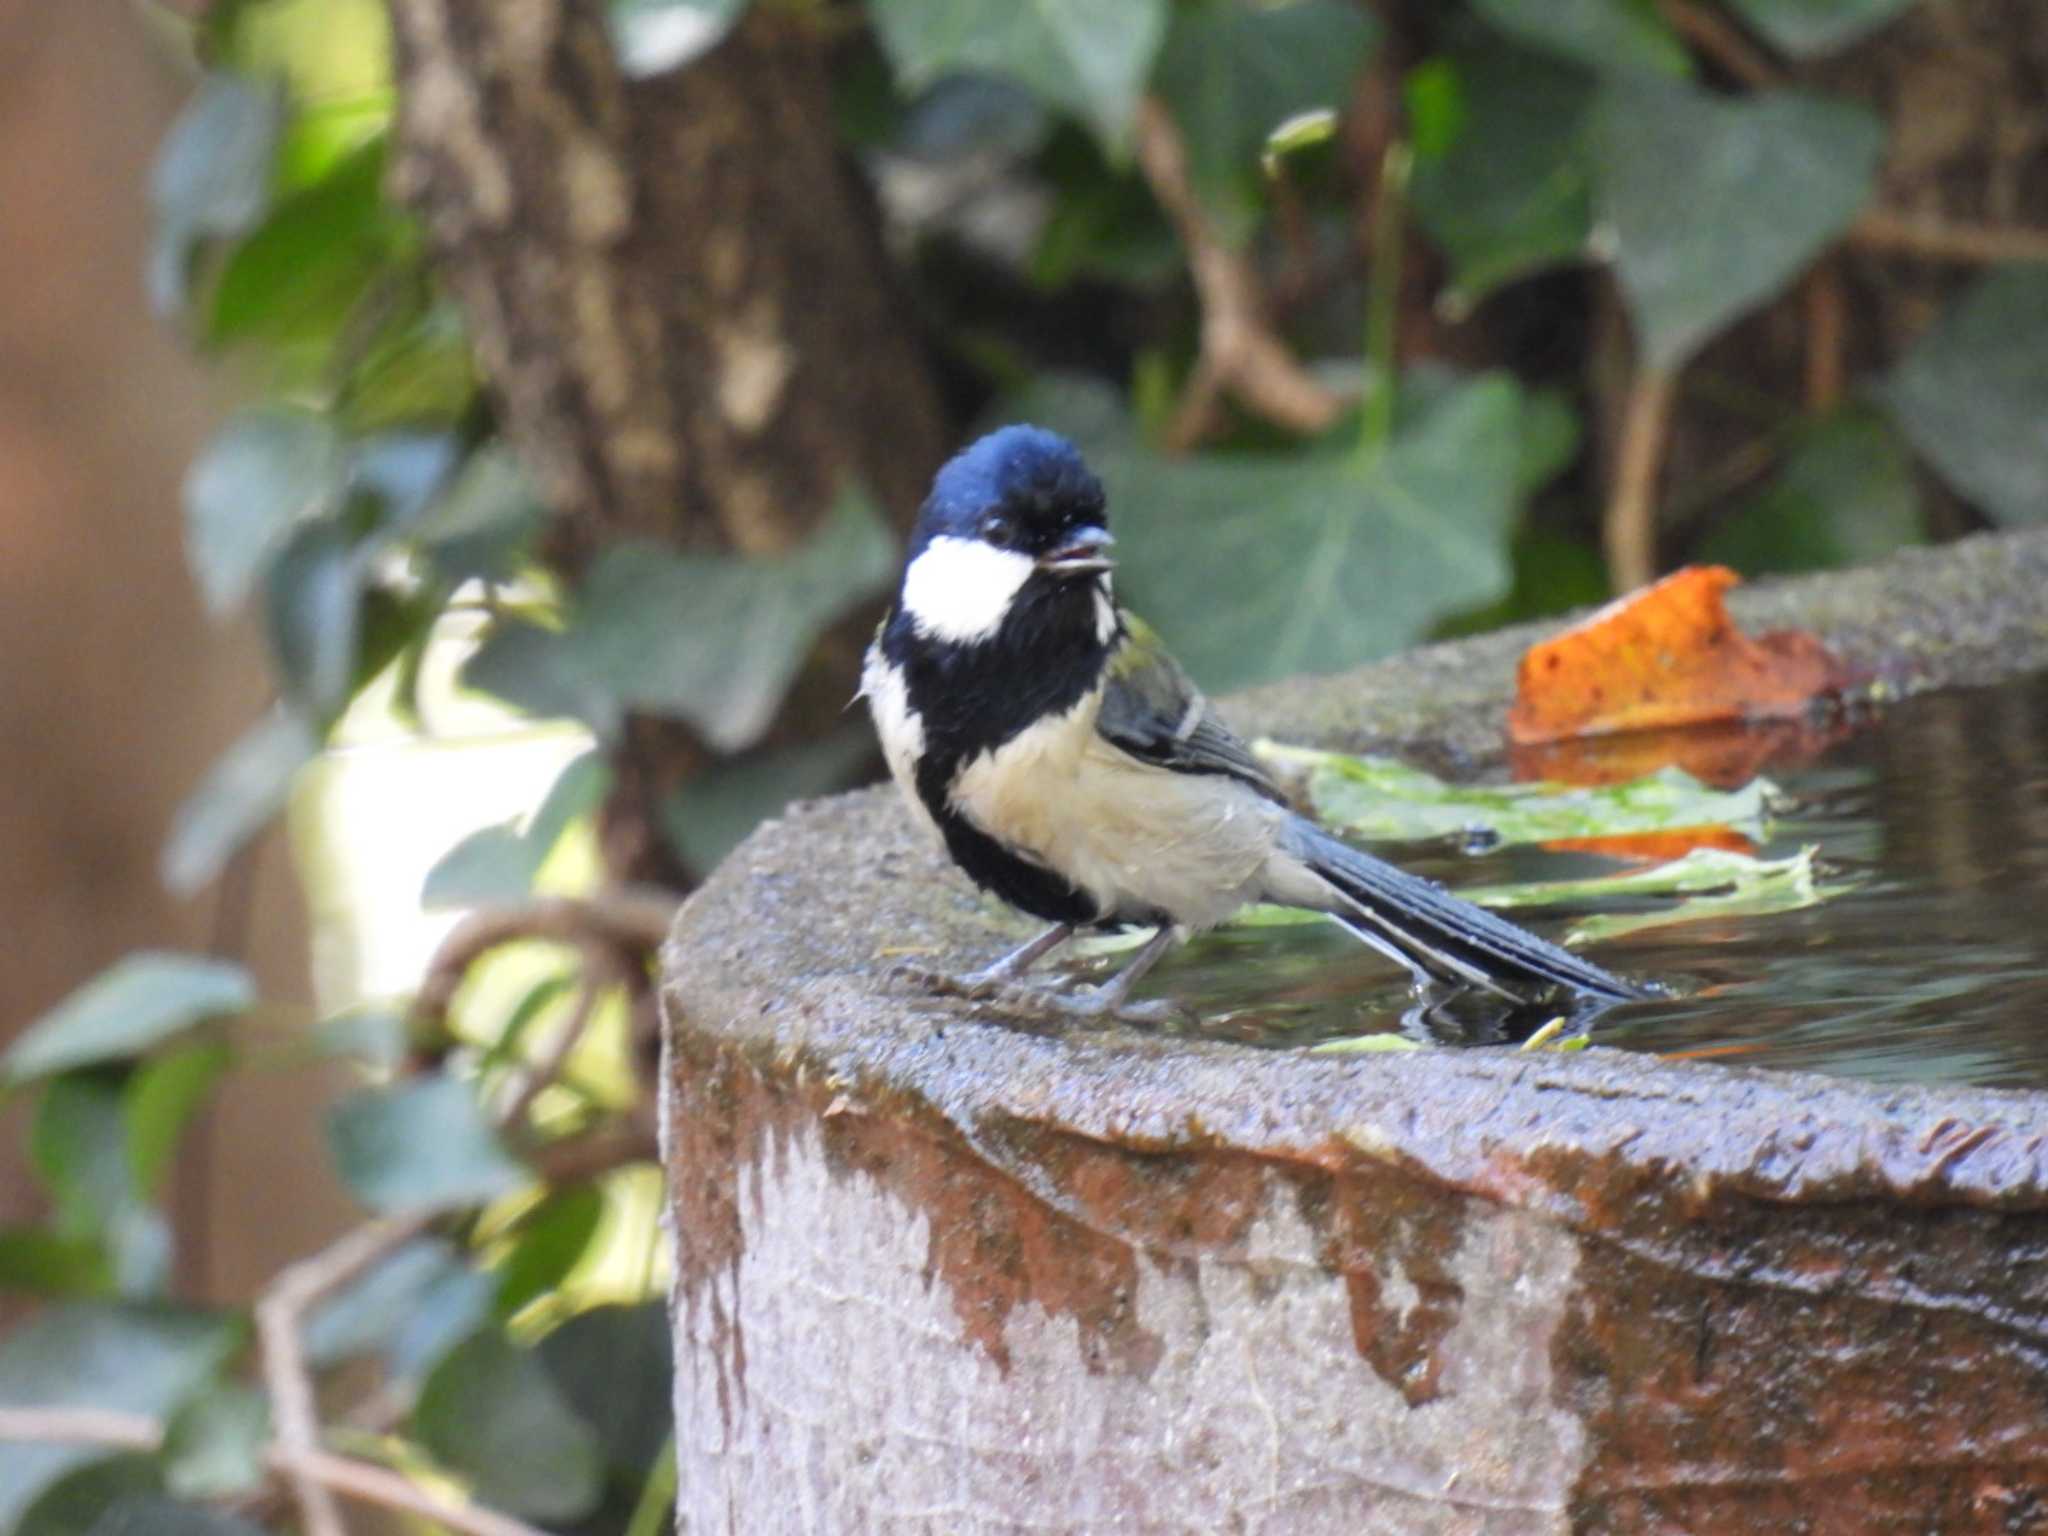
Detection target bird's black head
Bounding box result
[893,426,1116,649]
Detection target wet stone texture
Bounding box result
[662,528,2048,1535]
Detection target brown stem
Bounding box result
[1656,0,1782,86]
[413,892,675,1033]
[1850,209,2048,266]
[1801,262,1846,412]
[1133,96,1345,449]
[256,1212,442,1536]
[1606,364,1678,592]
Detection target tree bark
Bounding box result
[385,0,949,882]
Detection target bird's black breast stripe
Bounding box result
[883,573,1118,926]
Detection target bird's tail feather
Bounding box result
[1279,819,1646,1002]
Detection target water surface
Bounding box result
[1101,673,2048,1089]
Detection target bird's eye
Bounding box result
[982,513,1012,545]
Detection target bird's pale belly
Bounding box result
[947,692,1284,930]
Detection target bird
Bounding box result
[860,424,1649,1026]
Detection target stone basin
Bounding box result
[660,529,2048,1534]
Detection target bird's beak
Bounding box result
[1037,525,1115,576]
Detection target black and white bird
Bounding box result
[861,424,1648,1024]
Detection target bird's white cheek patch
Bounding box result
[900,536,1035,644]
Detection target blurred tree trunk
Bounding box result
[0,1,347,1301]
[385,0,950,886]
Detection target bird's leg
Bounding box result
[961,923,1075,989]
[889,923,1074,1003]
[1054,924,1189,1024]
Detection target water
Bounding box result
[1101,672,2048,1089]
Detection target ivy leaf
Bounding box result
[415,447,548,583]
[1151,0,1378,241]
[16,1458,162,1536]
[125,1043,234,1204]
[1879,267,2048,527]
[536,1304,674,1480]
[0,1229,111,1299]
[1593,81,1884,368]
[0,1303,241,1531]
[564,488,896,752]
[414,1329,605,1522]
[147,72,284,314]
[182,411,346,617]
[30,1079,171,1298]
[207,135,393,348]
[329,1077,528,1214]
[1260,744,1776,847]
[1469,0,1690,78]
[663,726,875,875]
[84,1499,272,1536]
[161,707,320,897]
[422,749,609,910]
[870,0,1168,150]
[354,430,462,532]
[1409,41,1597,306]
[5,956,252,1085]
[462,620,625,740]
[1722,0,1914,57]
[1027,374,1525,691]
[491,1187,605,1319]
[161,1385,269,1500]
[304,1237,469,1368]
[1703,408,1925,574]
[265,518,364,722]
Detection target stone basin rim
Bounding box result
[665,527,2048,1220]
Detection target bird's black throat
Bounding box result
[883,572,1119,926]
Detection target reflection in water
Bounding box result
[1101,673,2048,1088]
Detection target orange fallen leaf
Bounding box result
[1510,714,1859,790]
[1544,827,1758,862]
[1508,566,1853,746]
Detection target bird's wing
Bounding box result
[1096,613,1284,801]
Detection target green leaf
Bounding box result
[304,1237,468,1368]
[422,749,609,910]
[147,72,284,313]
[161,707,320,897]
[0,1229,111,1299]
[414,1329,605,1522]
[1409,41,1596,305]
[1880,267,2048,526]
[264,518,363,721]
[870,0,1167,150]
[663,726,875,875]
[1469,0,1690,77]
[1703,408,1925,574]
[312,1007,411,1070]
[492,1187,605,1319]
[0,1303,241,1532]
[85,1499,272,1536]
[6,956,252,1084]
[1593,82,1884,367]
[565,487,896,751]
[16,1458,162,1536]
[1562,845,1858,944]
[161,1385,268,1500]
[462,620,624,739]
[329,1077,528,1214]
[207,135,394,347]
[390,1269,498,1384]
[536,1305,673,1479]
[608,0,749,76]
[125,1044,234,1203]
[1025,374,1525,691]
[1259,744,1778,847]
[182,411,346,616]
[1463,844,1813,906]
[1722,0,1914,56]
[1151,0,1378,240]
[30,1079,170,1298]
[415,447,547,583]
[354,431,462,532]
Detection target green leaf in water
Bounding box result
[1560,845,1861,944]
[1257,743,1777,847]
